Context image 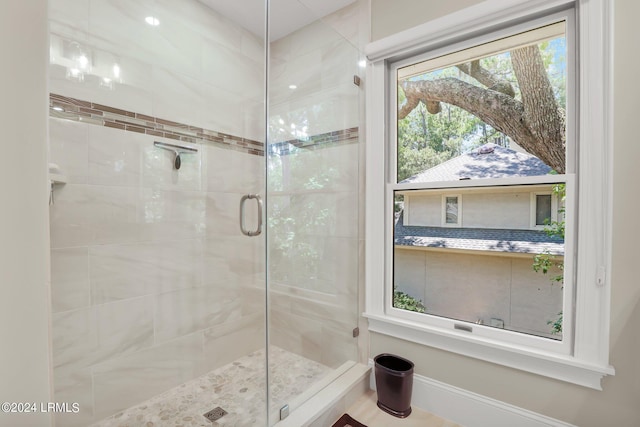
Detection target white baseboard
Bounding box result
[368,359,576,427]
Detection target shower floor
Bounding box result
[91,346,331,427]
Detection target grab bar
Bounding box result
[239,194,263,237]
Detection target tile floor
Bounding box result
[341,391,461,427]
[90,346,331,427]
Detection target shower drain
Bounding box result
[203,407,228,423]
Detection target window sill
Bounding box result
[364,312,614,390]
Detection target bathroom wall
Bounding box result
[0,2,53,426]
[267,1,367,370]
[48,1,266,425]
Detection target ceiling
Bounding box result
[198,0,356,40]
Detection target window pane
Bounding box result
[393,188,565,340]
[396,24,567,184]
[536,194,552,225]
[445,196,458,224]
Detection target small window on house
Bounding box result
[535,194,552,225]
[444,195,460,225]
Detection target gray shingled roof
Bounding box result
[400,143,553,183]
[394,213,564,256]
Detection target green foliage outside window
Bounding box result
[393,291,426,313]
[532,183,565,333]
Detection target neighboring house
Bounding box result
[394,143,564,338]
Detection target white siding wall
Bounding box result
[394,249,563,338]
[405,189,542,229]
[463,192,531,229]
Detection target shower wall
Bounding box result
[48,1,265,425]
[267,1,367,369]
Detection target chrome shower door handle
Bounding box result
[239,194,263,237]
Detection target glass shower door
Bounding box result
[266,0,364,422]
[47,0,269,425]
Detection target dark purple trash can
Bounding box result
[374,353,414,418]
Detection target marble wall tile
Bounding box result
[154,285,243,343]
[91,333,207,420]
[319,322,359,368]
[203,313,265,372]
[316,237,359,295]
[88,124,143,187]
[53,367,94,427]
[202,41,262,99]
[49,62,155,118]
[51,247,90,313]
[137,188,207,242]
[268,192,357,239]
[49,184,139,248]
[314,0,369,50]
[201,83,251,139]
[240,285,266,317]
[204,191,257,238]
[52,307,98,370]
[267,143,358,192]
[271,40,359,99]
[90,239,204,304]
[87,0,159,66]
[268,235,358,296]
[149,6,204,79]
[52,297,155,372]
[271,18,343,63]
[151,68,205,129]
[270,307,356,368]
[270,83,360,138]
[287,293,358,327]
[96,297,155,361]
[156,0,261,56]
[202,236,263,288]
[204,144,264,194]
[269,309,323,364]
[49,0,90,38]
[242,98,266,143]
[49,117,89,184]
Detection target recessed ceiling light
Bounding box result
[145,16,160,26]
[288,84,297,90]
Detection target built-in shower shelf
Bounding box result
[49,173,68,185]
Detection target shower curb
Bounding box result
[274,363,371,427]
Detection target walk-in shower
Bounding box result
[48,0,365,425]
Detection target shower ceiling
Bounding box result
[198,0,356,40]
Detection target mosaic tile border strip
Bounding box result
[49,93,265,156]
[270,127,359,155]
[49,94,359,157]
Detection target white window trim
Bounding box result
[441,194,462,227]
[530,191,558,229]
[364,0,614,389]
